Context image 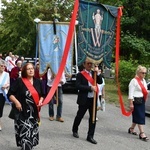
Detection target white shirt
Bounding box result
[128,78,147,100]
[0,71,10,94]
[98,78,105,96]
[5,56,15,72]
[84,69,94,98]
[47,68,66,87]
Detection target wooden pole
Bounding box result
[92,71,97,123]
[56,88,58,106]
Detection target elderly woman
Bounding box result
[8,63,44,150]
[0,59,10,131]
[128,65,149,141]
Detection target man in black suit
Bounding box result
[72,58,103,144]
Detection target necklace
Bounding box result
[28,78,33,84]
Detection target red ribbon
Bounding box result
[9,60,16,67]
[81,71,95,85]
[21,78,40,119]
[42,0,79,106]
[22,78,39,105]
[115,7,132,117]
[135,77,148,100]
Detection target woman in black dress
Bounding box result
[8,63,44,150]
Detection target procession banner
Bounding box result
[78,0,118,68]
[78,0,132,116]
[38,22,73,76]
[41,0,79,106]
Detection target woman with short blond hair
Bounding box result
[128,65,149,141]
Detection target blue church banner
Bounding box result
[78,0,118,68]
[38,22,73,76]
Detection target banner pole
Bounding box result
[74,26,79,73]
[92,71,97,123]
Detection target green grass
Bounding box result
[105,78,129,109]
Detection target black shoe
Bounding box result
[86,137,97,144]
[73,132,79,138]
[139,132,149,142]
[128,127,138,135]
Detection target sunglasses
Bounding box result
[86,62,93,65]
[141,72,146,75]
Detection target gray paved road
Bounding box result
[0,93,150,150]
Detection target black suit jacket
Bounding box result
[76,71,103,105]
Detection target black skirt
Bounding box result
[132,98,145,124]
[0,94,5,117]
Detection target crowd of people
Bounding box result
[0,52,149,150]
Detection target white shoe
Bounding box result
[96,117,99,121]
[0,125,2,131]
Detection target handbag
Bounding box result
[133,97,143,104]
[8,103,20,120]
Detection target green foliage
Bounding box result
[120,0,150,65]
[120,33,150,64]
[116,60,150,92]
[0,0,150,63]
[35,0,74,21]
[118,60,137,92]
[0,0,38,56]
[95,0,124,6]
[122,0,150,41]
[0,0,74,56]
[105,78,128,106]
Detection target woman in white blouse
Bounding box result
[0,59,10,131]
[128,65,149,141]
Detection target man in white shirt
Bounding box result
[47,68,66,122]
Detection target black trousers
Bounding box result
[72,98,97,138]
[0,94,5,118]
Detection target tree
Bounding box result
[122,0,150,41]
[0,0,74,56]
[0,0,38,55]
[35,0,74,21]
[120,0,150,64]
[0,0,150,64]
